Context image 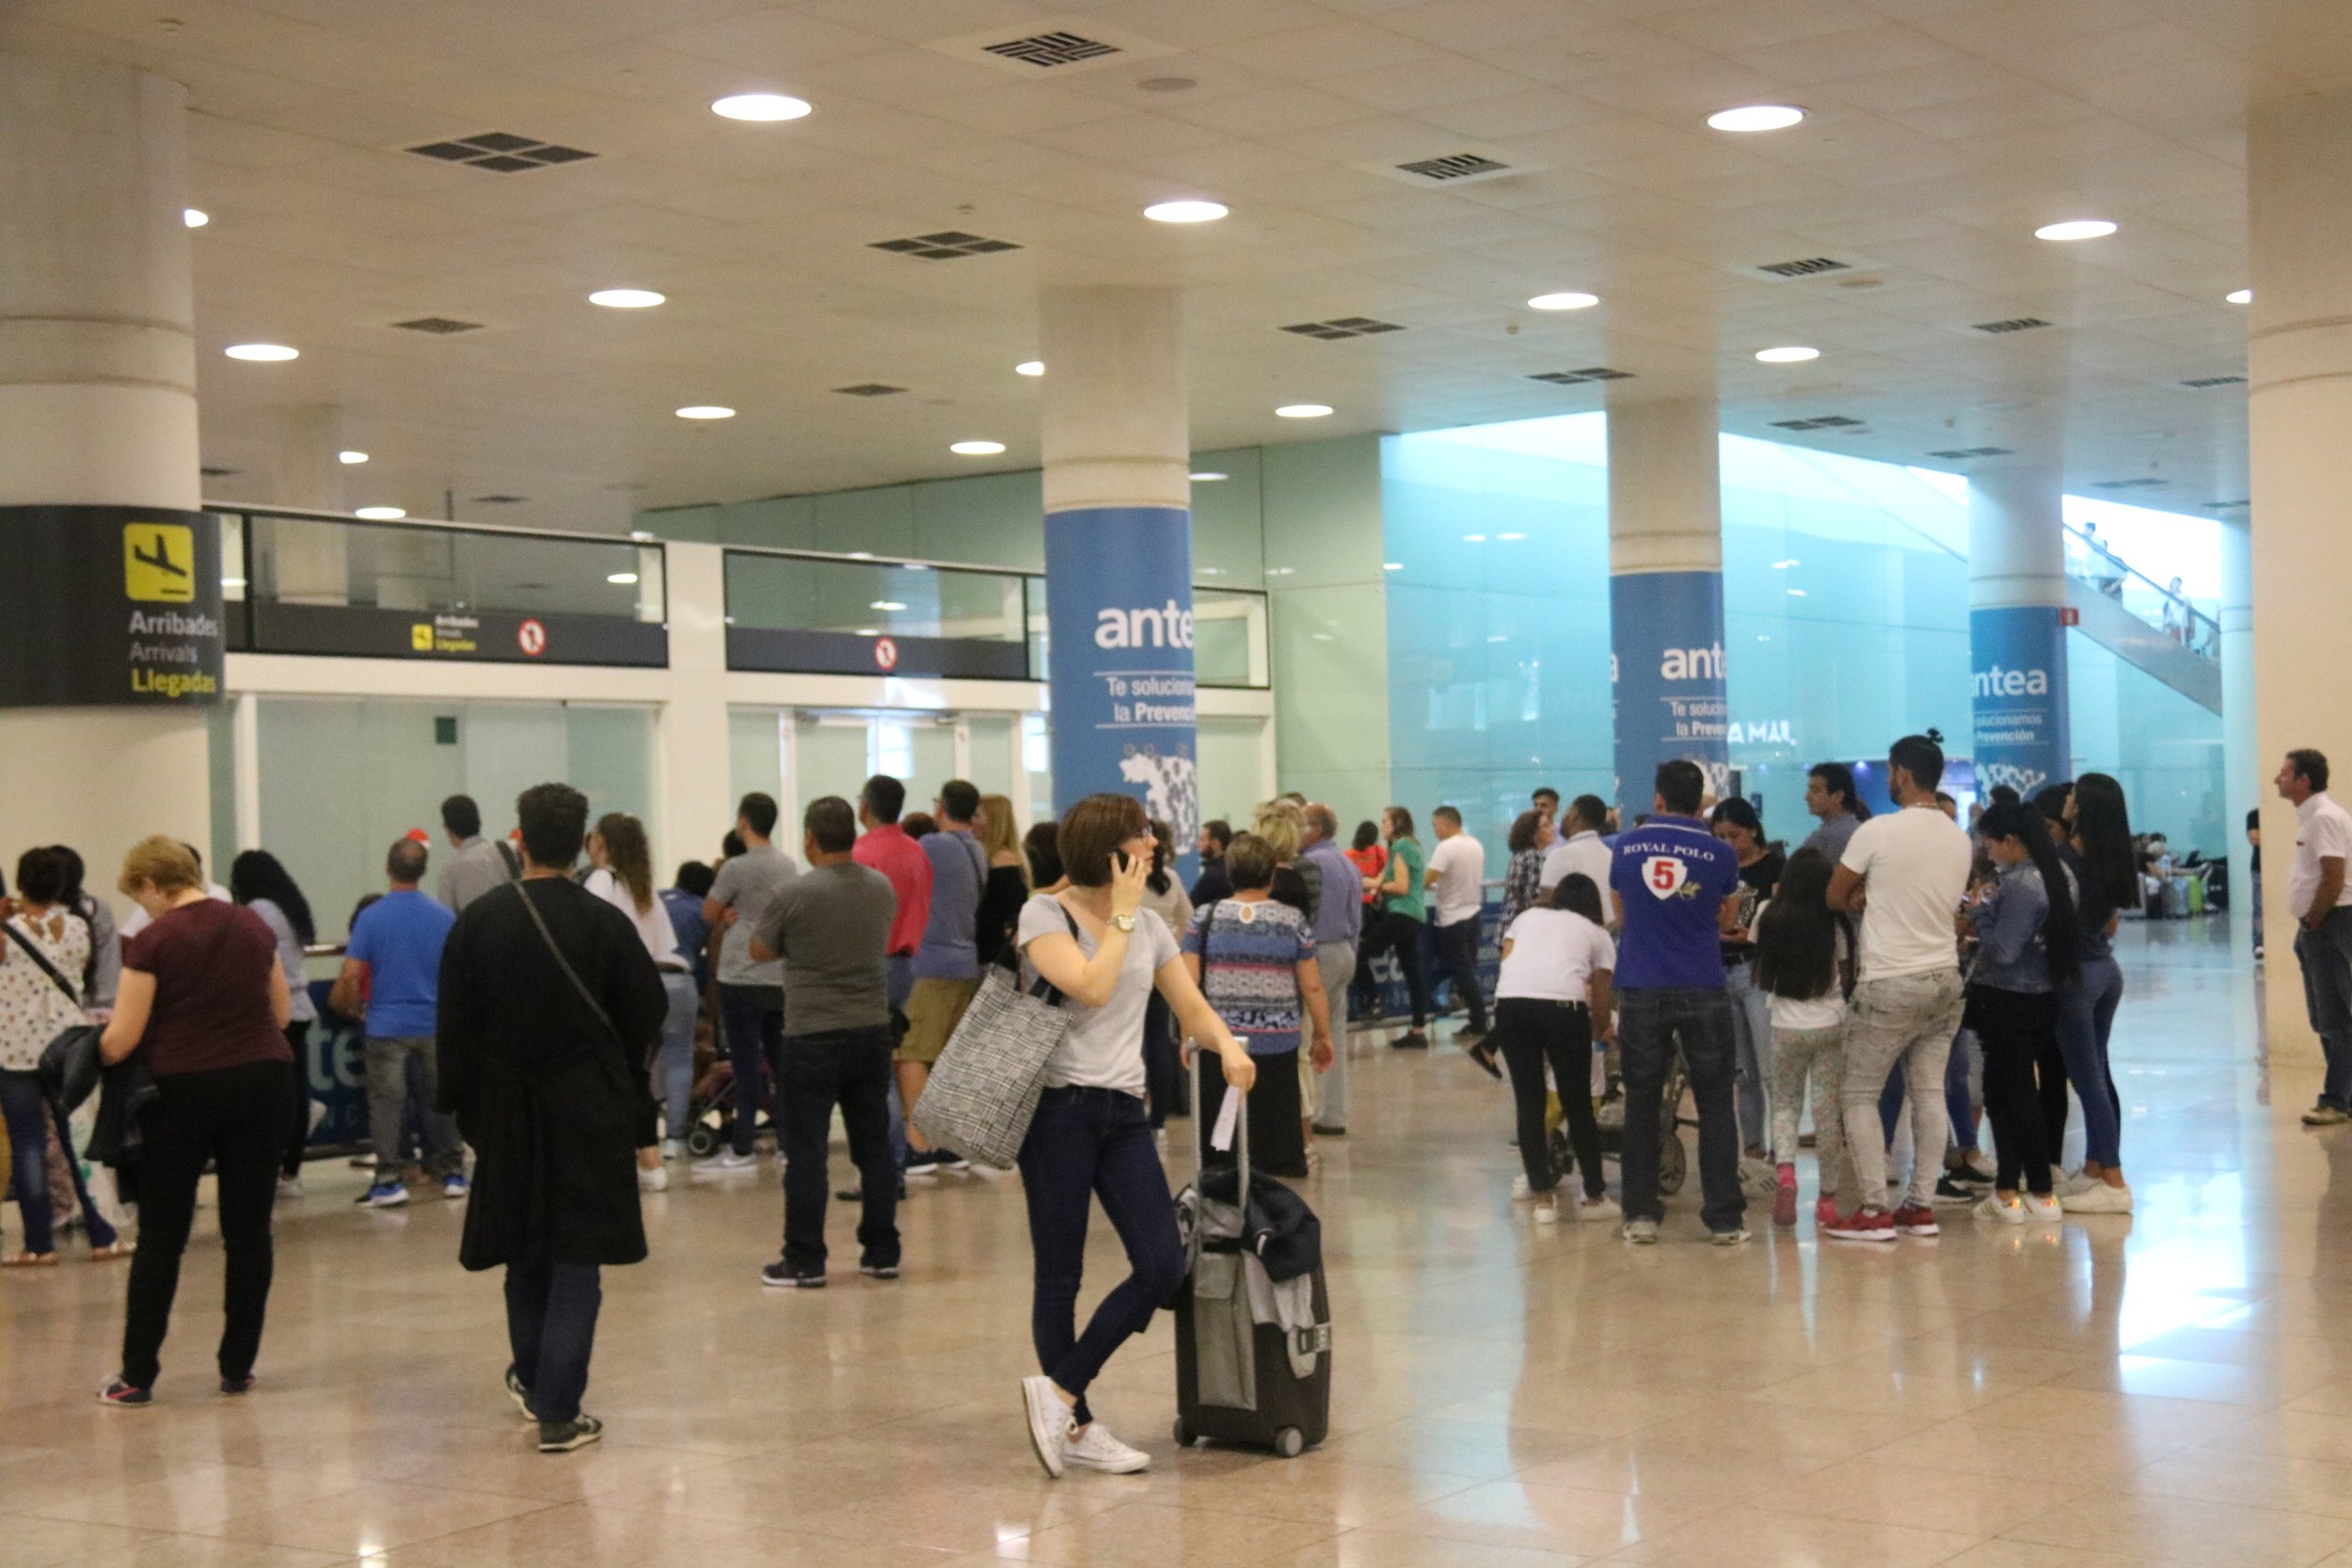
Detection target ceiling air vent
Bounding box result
[1529,367,1633,385]
[983,30,1119,67]
[1926,446,2015,460]
[2181,374,2247,388]
[1772,415,1866,431]
[1279,317,1405,340]
[1397,152,1511,182]
[2090,477,2169,490]
[834,383,907,398]
[1755,257,1852,279]
[406,133,595,172]
[1974,317,2054,334]
[868,230,1022,261]
[470,494,529,505]
[391,316,485,335]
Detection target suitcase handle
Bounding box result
[1191,1040,1248,1193]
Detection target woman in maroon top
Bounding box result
[96,836,294,1406]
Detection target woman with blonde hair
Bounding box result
[976,794,1032,973]
[584,814,693,1188]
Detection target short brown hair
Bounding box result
[1057,793,1150,887]
[1223,832,1279,892]
[119,835,202,897]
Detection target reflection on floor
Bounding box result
[11,917,2352,1568]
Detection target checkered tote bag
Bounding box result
[910,912,1078,1169]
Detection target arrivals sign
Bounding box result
[248,601,666,667]
[0,504,225,707]
[1969,605,2070,797]
[1609,568,1729,821]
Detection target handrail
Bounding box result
[209,500,658,549]
[2063,522,2219,654]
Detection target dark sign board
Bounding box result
[727,626,1030,681]
[0,504,225,708]
[249,602,667,667]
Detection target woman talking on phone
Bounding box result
[1013,792,1255,1481]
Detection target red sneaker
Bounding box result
[1891,1203,1941,1237]
[1814,1195,1839,1227]
[1822,1208,1896,1243]
[1772,1164,1798,1227]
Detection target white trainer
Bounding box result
[2024,1192,2064,1221]
[1577,1195,1622,1224]
[1021,1376,1067,1479]
[1975,1192,2026,1226]
[2060,1181,2133,1214]
[1063,1420,1151,1474]
[1532,1198,1560,1225]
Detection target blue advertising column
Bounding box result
[1967,464,2071,799]
[1608,397,1728,821]
[1038,285,1200,879]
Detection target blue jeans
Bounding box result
[1616,987,1743,1232]
[0,1069,118,1256]
[1725,959,1771,1150]
[721,984,784,1156]
[778,1024,898,1274]
[657,972,697,1144]
[505,1259,600,1424]
[2298,910,2352,1109]
[1017,1086,1184,1426]
[2052,957,2125,1167]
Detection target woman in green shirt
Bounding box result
[1349,807,1432,1047]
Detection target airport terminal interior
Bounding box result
[7,1,2352,1564]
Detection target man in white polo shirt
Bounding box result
[1539,795,1613,907]
[1824,734,1973,1243]
[2279,749,2352,1125]
[1423,806,1490,1046]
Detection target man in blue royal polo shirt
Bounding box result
[1609,759,1747,1245]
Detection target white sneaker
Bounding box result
[638,1164,670,1193]
[1063,1420,1151,1474]
[1510,1173,1533,1200]
[276,1176,304,1200]
[660,1139,686,1160]
[2054,1169,2099,1197]
[1021,1376,1067,1479]
[2060,1181,2131,1213]
[1960,1150,1997,1183]
[1975,1193,2026,1226]
[2024,1192,2064,1221]
[1577,1195,1622,1224]
[1532,1198,1560,1225]
[691,1150,757,1176]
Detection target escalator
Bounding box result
[2062,527,2221,715]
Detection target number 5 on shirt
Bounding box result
[1644,856,1689,899]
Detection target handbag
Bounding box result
[911,905,1081,1169]
[5,919,102,1088]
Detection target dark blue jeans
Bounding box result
[1017,1085,1184,1427]
[778,1024,898,1274]
[505,1259,601,1424]
[0,1069,118,1256]
[1429,916,1488,1033]
[722,983,785,1156]
[2296,909,2352,1109]
[1616,987,1743,1232]
[2050,957,2124,1167]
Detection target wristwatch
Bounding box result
[1111,911,1136,933]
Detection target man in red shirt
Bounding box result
[854,774,931,1182]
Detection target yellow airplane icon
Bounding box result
[123,523,197,603]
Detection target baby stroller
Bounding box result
[1551,1045,1690,1196]
[677,1056,776,1158]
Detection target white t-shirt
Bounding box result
[1751,898,1851,1031]
[1017,894,1179,1097]
[1426,833,1486,927]
[585,867,685,969]
[1496,908,1614,1003]
[1839,805,1971,982]
[2292,793,2352,919]
[1538,830,1611,895]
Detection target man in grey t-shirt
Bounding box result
[694,791,801,1171]
[436,794,518,912]
[748,797,898,1285]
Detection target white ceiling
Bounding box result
[9,0,2345,531]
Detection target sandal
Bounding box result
[1,1251,59,1267]
[89,1243,135,1262]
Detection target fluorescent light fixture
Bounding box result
[607,572,639,585]
[2035,219,2116,242]
[590,288,664,309]
[2226,289,2252,305]
[675,404,735,420]
[338,451,369,466]
[355,506,405,520]
[1274,404,1332,419]
[870,600,907,611]
[183,208,209,228]
[1015,360,1044,376]
[1464,533,1487,543]
[224,342,298,361]
[949,440,1006,455]
[1498,531,1527,540]
[1383,562,1404,571]
[221,578,246,589]
[1144,199,1228,224]
[1189,471,1228,482]
[712,93,811,121]
[1755,345,1820,364]
[1708,104,1804,133]
[1527,292,1598,311]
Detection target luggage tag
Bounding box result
[1211,1076,1243,1151]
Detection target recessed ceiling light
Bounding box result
[1755,346,1820,364]
[183,208,208,229]
[1189,471,1228,482]
[338,451,369,466]
[870,600,907,611]
[1787,587,1808,597]
[950,440,1006,455]
[589,288,664,309]
[675,404,735,420]
[2226,289,2252,305]
[1464,533,1487,543]
[224,342,298,361]
[1144,199,1228,224]
[1527,292,1599,311]
[712,93,811,121]
[1274,404,1332,419]
[853,627,880,636]
[1383,562,1404,571]
[1708,104,1804,133]
[2035,219,2116,242]
[355,506,405,520]
[607,572,640,585]
[1015,360,1044,376]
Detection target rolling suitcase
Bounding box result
[1171,1053,1332,1459]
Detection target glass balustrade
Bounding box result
[2065,524,2219,658]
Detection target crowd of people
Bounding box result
[3,736,2344,1467]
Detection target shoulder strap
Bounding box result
[495,840,522,880]
[507,880,624,1046]
[2,920,80,1006]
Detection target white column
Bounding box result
[2219,512,2258,946]
[2249,90,2352,1062]
[266,404,352,605]
[1607,396,1726,817]
[1038,285,1201,874]
[0,55,209,892]
[654,542,733,883]
[1966,460,2072,798]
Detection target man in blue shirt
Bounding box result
[333,838,464,1207]
[898,779,986,1175]
[1609,760,1745,1244]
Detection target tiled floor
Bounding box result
[9,917,2352,1568]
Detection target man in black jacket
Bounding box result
[437,783,665,1453]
